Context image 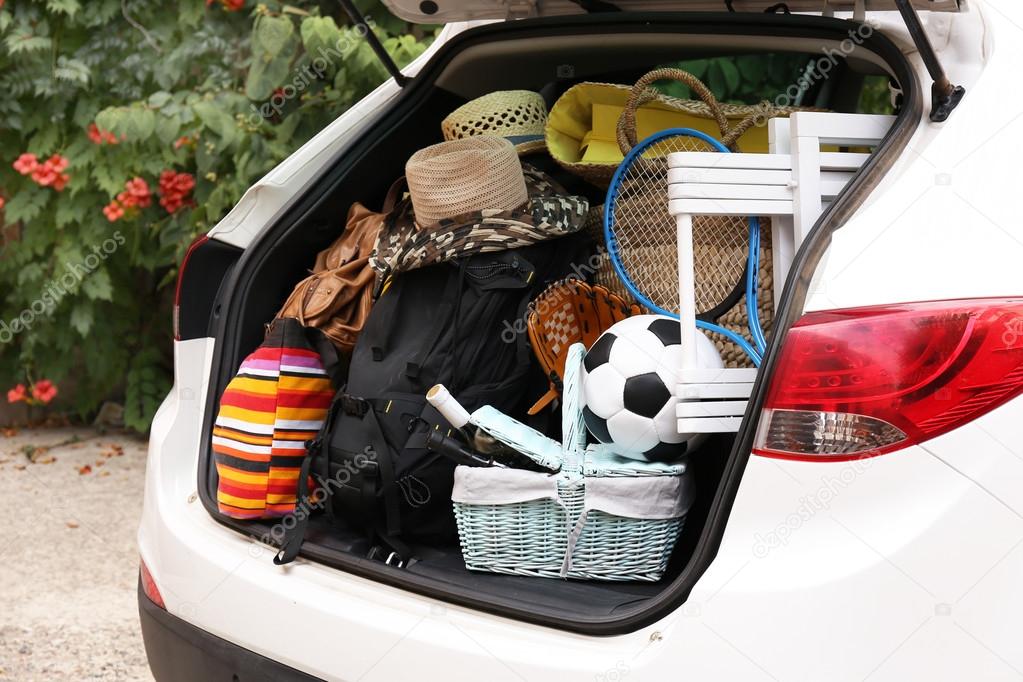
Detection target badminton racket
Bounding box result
[603,127,767,365]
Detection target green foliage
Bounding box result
[0,0,434,431]
[657,54,813,105]
[858,75,896,115]
[657,54,895,115]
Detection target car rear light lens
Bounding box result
[754,298,1023,461]
[173,235,209,341]
[140,557,166,609]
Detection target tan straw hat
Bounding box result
[369,140,589,291]
[405,137,528,227]
[441,90,548,156]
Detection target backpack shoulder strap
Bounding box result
[360,404,402,538]
[274,394,346,565]
[305,326,347,388]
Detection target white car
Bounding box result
[138,1,1023,680]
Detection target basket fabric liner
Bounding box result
[452,465,693,520]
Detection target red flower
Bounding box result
[31,380,58,404]
[116,177,152,209]
[6,384,26,404]
[32,166,57,186]
[0,196,5,212]
[103,201,125,222]
[88,123,119,145]
[126,177,151,202]
[47,155,69,173]
[158,170,196,214]
[27,155,71,191]
[13,153,38,175]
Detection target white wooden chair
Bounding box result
[666,111,894,434]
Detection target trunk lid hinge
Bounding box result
[894,0,965,122]
[504,0,537,19]
[335,0,410,88]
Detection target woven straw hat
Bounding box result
[442,90,548,156]
[406,137,529,227]
[370,145,589,289]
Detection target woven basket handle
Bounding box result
[616,67,770,154]
[560,343,587,476]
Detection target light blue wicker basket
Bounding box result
[451,344,692,582]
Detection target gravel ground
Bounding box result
[0,427,154,682]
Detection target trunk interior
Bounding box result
[198,13,914,634]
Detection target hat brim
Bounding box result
[420,165,586,234]
[504,134,548,156]
[374,168,589,280]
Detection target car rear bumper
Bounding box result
[139,580,322,682]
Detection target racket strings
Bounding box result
[713,221,775,367]
[610,136,750,316]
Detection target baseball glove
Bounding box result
[526,278,641,415]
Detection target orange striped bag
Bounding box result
[213,318,337,519]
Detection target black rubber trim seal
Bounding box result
[138,580,323,682]
[195,11,922,636]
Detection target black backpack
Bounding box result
[276,237,586,565]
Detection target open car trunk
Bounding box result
[197,11,921,635]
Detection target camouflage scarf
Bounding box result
[370,166,588,296]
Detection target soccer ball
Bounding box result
[581,314,723,461]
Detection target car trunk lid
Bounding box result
[380,0,960,25]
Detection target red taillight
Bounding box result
[173,234,209,341]
[754,298,1023,461]
[140,557,166,609]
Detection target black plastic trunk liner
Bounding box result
[246,439,725,620]
[301,515,667,617]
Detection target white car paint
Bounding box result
[140,1,1023,679]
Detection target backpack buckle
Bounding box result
[340,394,369,417]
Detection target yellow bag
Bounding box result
[545,69,817,186]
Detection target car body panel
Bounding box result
[140,1,1023,679]
[141,383,1023,680]
[804,2,1019,311]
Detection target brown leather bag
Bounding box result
[276,178,405,357]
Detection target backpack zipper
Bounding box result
[463,259,522,281]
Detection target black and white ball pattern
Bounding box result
[581,315,723,461]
